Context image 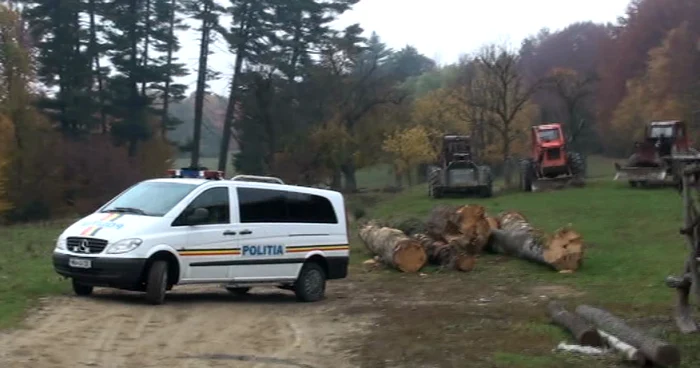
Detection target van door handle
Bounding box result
[239,230,252,235]
[223,230,237,236]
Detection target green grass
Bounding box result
[0,220,72,329]
[4,155,699,366]
[353,157,700,367]
[370,179,685,305]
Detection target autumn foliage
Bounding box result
[0,4,173,223]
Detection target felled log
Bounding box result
[576,305,681,367]
[359,223,427,273]
[547,301,602,347]
[598,329,647,366]
[487,211,584,272]
[385,217,426,237]
[425,204,492,254]
[413,233,455,267]
[485,215,500,230]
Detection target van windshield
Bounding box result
[100,181,198,217]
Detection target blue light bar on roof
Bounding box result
[166,168,224,180]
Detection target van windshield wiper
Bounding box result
[105,207,148,215]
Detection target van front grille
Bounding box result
[67,237,109,254]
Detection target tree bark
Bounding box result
[546,301,602,347]
[425,204,491,254]
[359,223,427,273]
[190,1,212,168]
[598,329,647,366]
[413,233,455,268]
[575,305,681,367]
[424,204,491,271]
[160,0,178,138]
[486,211,584,272]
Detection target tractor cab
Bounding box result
[531,123,567,170]
[643,121,689,156]
[441,135,472,166]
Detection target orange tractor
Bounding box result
[613,120,700,187]
[519,123,586,192]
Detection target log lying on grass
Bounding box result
[547,301,602,347]
[598,329,647,366]
[487,211,584,272]
[575,305,681,367]
[359,223,427,273]
[425,204,492,253]
[413,234,455,267]
[424,204,492,271]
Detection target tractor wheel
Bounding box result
[567,151,586,178]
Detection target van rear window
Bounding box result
[237,187,338,224]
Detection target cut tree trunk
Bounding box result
[547,301,602,346]
[487,211,584,272]
[359,223,427,273]
[575,305,681,367]
[598,329,647,366]
[413,234,454,267]
[425,204,491,253]
[424,204,492,271]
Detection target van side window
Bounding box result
[237,187,337,224]
[174,187,230,225]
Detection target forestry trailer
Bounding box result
[428,134,494,198]
[519,123,586,192]
[613,120,700,188]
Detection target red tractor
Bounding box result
[614,120,700,187]
[519,123,585,192]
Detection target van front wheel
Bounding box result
[145,260,168,305]
[72,279,93,296]
[294,262,326,302]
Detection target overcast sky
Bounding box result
[175,0,632,96]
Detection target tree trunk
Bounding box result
[190,2,212,168]
[160,0,177,138]
[413,233,456,268]
[218,41,246,172]
[486,211,584,272]
[425,204,491,271]
[141,0,151,96]
[575,305,681,367]
[359,223,427,273]
[342,162,357,192]
[598,329,647,366]
[546,301,602,347]
[87,0,106,134]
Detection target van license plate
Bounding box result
[69,258,92,269]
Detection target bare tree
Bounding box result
[544,67,597,144]
[465,44,541,187]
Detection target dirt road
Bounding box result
[0,284,371,368]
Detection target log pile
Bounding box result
[547,302,681,366]
[359,204,586,273]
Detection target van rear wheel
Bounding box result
[145,260,168,305]
[294,262,326,302]
[72,279,93,296]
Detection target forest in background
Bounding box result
[0,0,699,223]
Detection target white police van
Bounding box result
[52,169,350,305]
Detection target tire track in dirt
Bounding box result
[0,286,368,368]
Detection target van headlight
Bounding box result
[106,238,143,254]
[55,237,67,250]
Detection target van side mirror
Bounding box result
[186,207,209,225]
